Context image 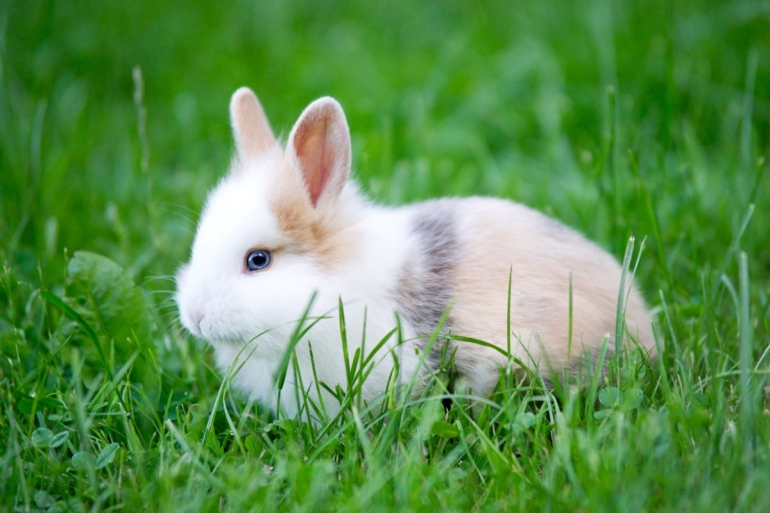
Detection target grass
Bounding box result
[2,0,770,510]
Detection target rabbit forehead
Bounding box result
[192,168,282,266]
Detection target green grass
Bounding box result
[2,0,770,510]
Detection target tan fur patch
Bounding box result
[448,198,655,396]
[268,163,358,270]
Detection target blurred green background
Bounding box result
[3,0,768,287]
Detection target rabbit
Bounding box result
[175,87,656,419]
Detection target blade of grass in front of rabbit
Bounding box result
[449,334,511,359]
[430,336,460,410]
[567,271,568,372]
[288,350,304,421]
[203,327,273,444]
[334,299,368,407]
[290,349,319,425]
[358,306,369,390]
[220,383,247,455]
[296,348,326,428]
[234,393,262,442]
[399,300,453,407]
[348,302,365,409]
[408,305,452,390]
[501,267,550,419]
[586,334,612,423]
[506,266,512,361]
[336,297,353,396]
[382,321,405,421]
[311,324,400,437]
[615,236,635,377]
[619,236,647,364]
[274,291,328,416]
[450,331,537,418]
[358,326,399,373]
[306,374,394,464]
[337,325,394,423]
[307,341,330,423]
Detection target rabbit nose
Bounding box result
[192,309,204,329]
[183,308,206,338]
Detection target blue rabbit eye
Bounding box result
[246,250,271,271]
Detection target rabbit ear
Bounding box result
[230,87,276,157]
[287,97,351,208]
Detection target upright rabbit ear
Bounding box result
[287,97,351,208]
[230,87,276,158]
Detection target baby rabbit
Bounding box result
[176,87,655,418]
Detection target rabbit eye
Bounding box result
[246,250,271,271]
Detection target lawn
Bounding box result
[2,0,770,511]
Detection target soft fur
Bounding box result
[176,87,656,419]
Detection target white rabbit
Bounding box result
[175,87,655,419]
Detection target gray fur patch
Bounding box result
[395,204,457,370]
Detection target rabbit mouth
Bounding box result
[195,315,232,344]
